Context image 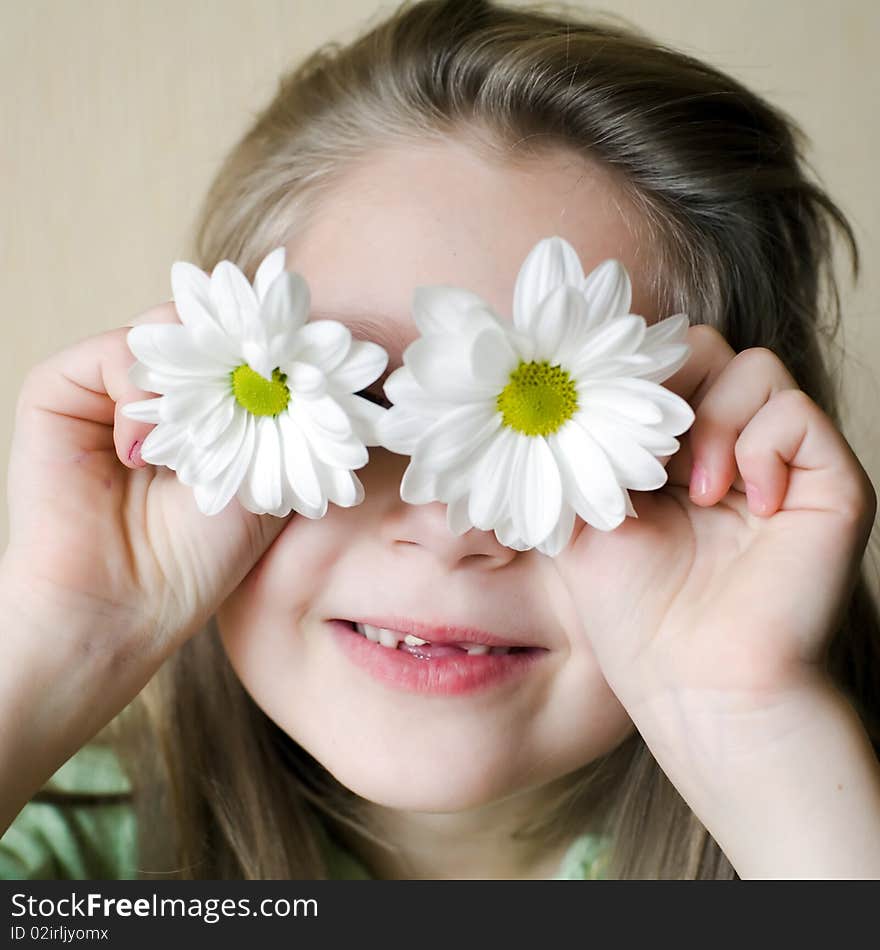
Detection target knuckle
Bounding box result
[853,472,877,523]
[687,323,726,348]
[16,363,50,412]
[128,301,179,328]
[835,492,869,529]
[832,468,877,530]
[733,436,761,468]
[771,387,812,413]
[734,346,781,372]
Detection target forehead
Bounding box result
[285,137,655,365]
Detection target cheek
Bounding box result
[550,639,636,767]
[215,512,346,670]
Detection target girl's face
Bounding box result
[216,137,657,812]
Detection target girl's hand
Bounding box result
[3,303,291,662]
[553,325,877,719]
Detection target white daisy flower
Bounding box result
[377,235,695,557]
[120,247,388,518]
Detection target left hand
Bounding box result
[554,324,877,720]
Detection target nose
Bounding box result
[380,498,518,570]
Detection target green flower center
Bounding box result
[230,364,290,417]
[496,360,579,436]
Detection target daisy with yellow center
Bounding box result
[120,247,388,518]
[377,235,695,556]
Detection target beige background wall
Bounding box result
[2,1,878,588]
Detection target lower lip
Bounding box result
[328,621,547,696]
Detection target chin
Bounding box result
[327,769,518,813]
[302,739,531,813]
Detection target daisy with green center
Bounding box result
[120,247,388,518]
[377,235,695,557]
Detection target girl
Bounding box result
[2,0,879,880]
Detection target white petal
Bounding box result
[581,415,669,490]
[241,417,284,514]
[287,361,327,396]
[383,366,446,412]
[293,394,351,439]
[400,463,439,505]
[536,502,576,557]
[494,517,531,551]
[568,315,647,375]
[192,413,256,515]
[324,467,364,508]
[405,336,498,402]
[574,351,657,382]
[240,341,276,382]
[578,383,664,426]
[178,403,247,484]
[550,421,626,528]
[316,437,368,471]
[170,262,222,336]
[254,247,287,304]
[277,412,325,510]
[120,398,162,424]
[529,285,590,363]
[468,427,517,530]
[157,383,228,425]
[170,262,243,366]
[414,403,500,472]
[128,362,171,394]
[512,236,585,334]
[469,325,520,390]
[446,494,473,536]
[192,394,236,448]
[634,344,692,384]
[435,463,474,502]
[330,340,388,393]
[586,407,681,456]
[412,286,498,337]
[281,482,326,520]
[581,259,632,324]
[295,321,352,373]
[139,422,188,469]
[510,436,562,546]
[260,270,310,340]
[127,324,225,377]
[644,313,690,346]
[211,260,261,339]
[377,405,431,455]
[335,392,387,446]
[593,378,694,434]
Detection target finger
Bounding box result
[128,300,177,328]
[735,388,877,535]
[116,302,182,466]
[660,324,736,488]
[16,303,181,470]
[679,347,799,506]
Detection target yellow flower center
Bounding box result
[496,360,578,436]
[230,364,290,417]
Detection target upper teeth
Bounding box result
[354,623,508,655]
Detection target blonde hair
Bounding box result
[107,0,879,879]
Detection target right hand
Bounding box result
[2,301,293,667]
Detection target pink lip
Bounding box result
[328,620,548,696]
[349,615,536,649]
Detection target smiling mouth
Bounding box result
[339,620,538,657]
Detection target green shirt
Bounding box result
[0,744,610,880]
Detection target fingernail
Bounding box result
[745,481,765,514]
[691,463,710,497]
[128,440,143,466]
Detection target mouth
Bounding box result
[335,619,544,658]
[327,619,548,695]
